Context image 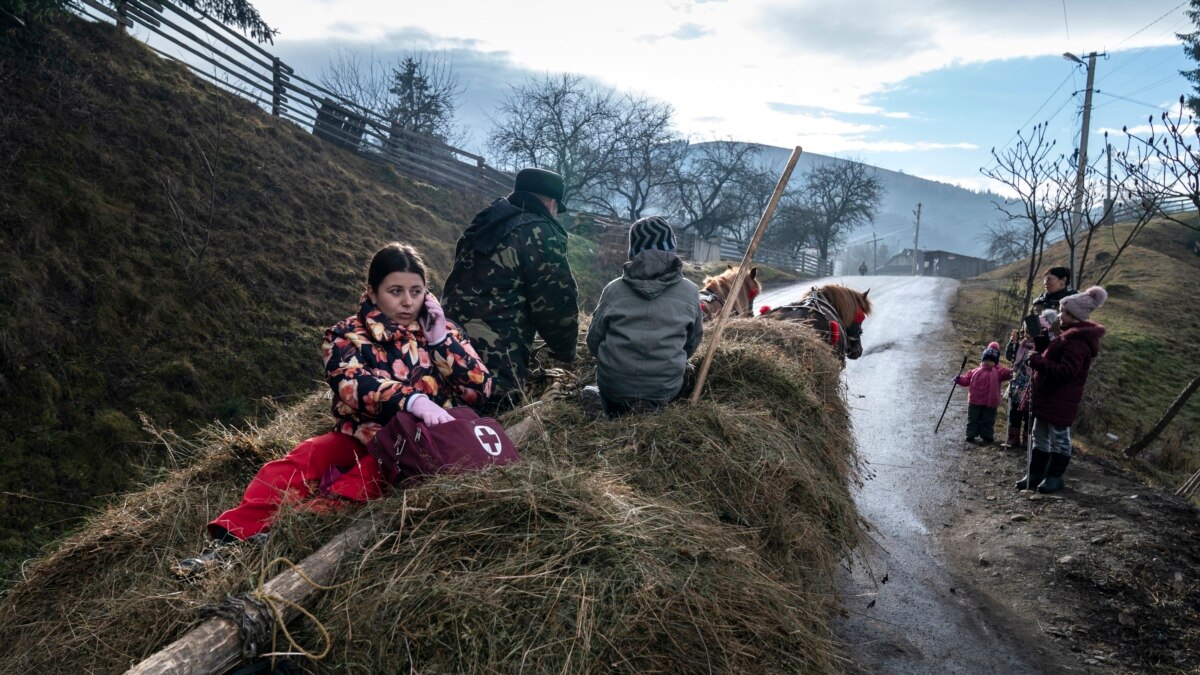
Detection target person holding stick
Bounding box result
[954,342,1013,444]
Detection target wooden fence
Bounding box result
[69,0,835,278]
[73,0,513,195]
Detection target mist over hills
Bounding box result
[752,144,1005,258]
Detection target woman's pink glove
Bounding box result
[408,394,454,426]
[420,293,448,345]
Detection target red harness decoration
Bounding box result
[829,320,841,346]
[854,308,866,324]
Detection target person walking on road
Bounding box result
[442,168,579,405]
[955,342,1013,444]
[1016,286,1108,493]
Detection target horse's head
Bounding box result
[700,266,761,319]
[828,286,871,359]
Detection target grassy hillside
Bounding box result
[950,221,1200,489]
[0,16,490,577]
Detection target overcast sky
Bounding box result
[150,0,1198,192]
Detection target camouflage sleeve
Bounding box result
[429,322,494,408]
[585,287,611,357]
[519,220,579,361]
[323,333,419,423]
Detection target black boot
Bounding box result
[1037,454,1071,493]
[1016,448,1051,491]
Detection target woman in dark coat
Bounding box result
[1016,286,1108,493]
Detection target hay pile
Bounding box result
[0,319,860,673]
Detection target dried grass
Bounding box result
[0,320,860,673]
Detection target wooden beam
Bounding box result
[127,418,540,674]
[689,146,803,403]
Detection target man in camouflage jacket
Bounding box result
[442,168,579,400]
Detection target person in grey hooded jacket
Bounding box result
[586,216,704,417]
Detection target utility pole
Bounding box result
[1065,51,1098,286]
[872,229,878,275]
[911,203,922,276]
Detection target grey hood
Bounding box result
[622,249,683,300]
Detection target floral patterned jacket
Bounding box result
[323,294,493,445]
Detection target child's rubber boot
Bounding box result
[1002,426,1021,449]
[1037,454,1071,493]
[1016,448,1051,491]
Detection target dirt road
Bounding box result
[760,275,1200,673]
[759,276,1053,673]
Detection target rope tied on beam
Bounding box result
[200,594,273,661]
[199,557,339,663]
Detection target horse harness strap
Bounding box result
[781,289,849,351]
[699,289,719,314]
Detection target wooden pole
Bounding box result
[126,519,374,675]
[127,420,542,674]
[689,146,803,404]
[1123,375,1200,458]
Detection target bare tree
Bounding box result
[762,191,813,254]
[487,74,621,208]
[320,50,464,150]
[798,160,885,262]
[321,50,393,116]
[981,122,1072,312]
[984,219,1034,265]
[1118,97,1200,233]
[588,96,684,221]
[669,141,764,240]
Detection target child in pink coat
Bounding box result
[955,342,1014,443]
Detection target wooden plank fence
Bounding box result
[73,0,513,196]
[69,0,838,277]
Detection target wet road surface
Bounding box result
[759,275,1039,674]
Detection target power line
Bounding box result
[1093,89,1168,110]
[1097,15,1189,85]
[1111,0,1188,50]
[988,71,1075,157]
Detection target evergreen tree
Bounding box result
[1178,0,1200,116]
[1,0,275,42]
[387,56,460,142]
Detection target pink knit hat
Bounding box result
[1059,286,1108,321]
[982,341,1001,363]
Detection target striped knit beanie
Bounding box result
[628,216,676,259]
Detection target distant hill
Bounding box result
[752,144,1005,257]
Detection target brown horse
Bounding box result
[699,266,760,320]
[761,284,872,361]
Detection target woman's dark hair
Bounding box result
[368,242,427,290]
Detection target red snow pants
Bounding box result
[209,431,386,540]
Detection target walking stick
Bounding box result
[690,145,802,403]
[934,355,969,433]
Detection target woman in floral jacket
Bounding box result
[177,243,492,576]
